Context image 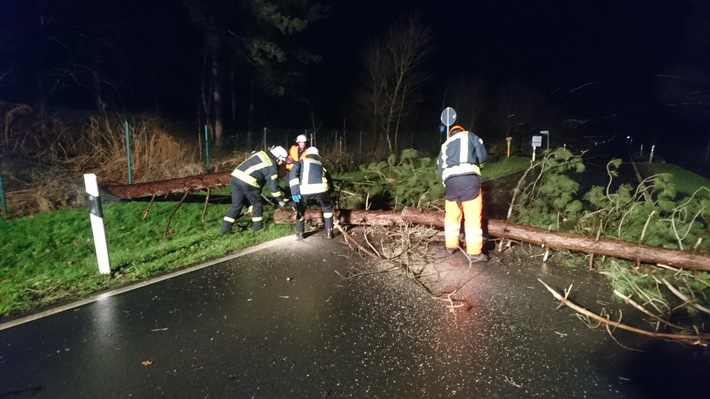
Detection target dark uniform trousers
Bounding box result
[294,191,334,233]
[221,176,265,233]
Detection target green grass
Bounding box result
[479,156,531,182]
[641,162,710,196]
[0,199,292,317]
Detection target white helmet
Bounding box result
[305,147,319,156]
[295,134,307,143]
[270,146,287,161]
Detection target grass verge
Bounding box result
[640,162,710,196]
[0,199,292,318]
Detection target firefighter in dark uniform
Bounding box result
[437,125,488,261]
[288,147,334,241]
[220,146,288,234]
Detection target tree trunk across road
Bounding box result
[101,169,709,272]
[273,207,710,271]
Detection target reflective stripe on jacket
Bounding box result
[231,150,283,198]
[288,154,329,196]
[437,130,488,182]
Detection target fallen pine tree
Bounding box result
[272,207,710,271]
[102,175,710,271]
[103,173,231,199]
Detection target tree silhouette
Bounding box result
[355,13,433,154]
[182,0,327,143]
[444,76,490,135]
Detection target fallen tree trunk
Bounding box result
[273,208,408,226]
[103,173,231,199]
[272,207,710,271]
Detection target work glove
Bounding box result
[291,194,301,203]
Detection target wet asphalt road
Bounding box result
[2,231,710,398]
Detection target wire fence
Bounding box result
[210,127,448,158]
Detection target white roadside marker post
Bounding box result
[84,173,111,274]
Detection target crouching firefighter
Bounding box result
[288,147,334,240]
[437,125,488,262]
[221,146,288,234]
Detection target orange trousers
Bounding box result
[444,191,483,255]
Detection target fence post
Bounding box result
[124,121,133,185]
[204,124,210,169]
[84,173,111,274]
[0,173,7,218]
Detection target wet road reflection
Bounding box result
[1,234,709,398]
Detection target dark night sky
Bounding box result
[307,1,710,142]
[1,0,708,145]
[309,1,702,136]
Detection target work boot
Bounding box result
[468,253,488,262]
[326,228,333,239]
[446,248,457,255]
[296,232,304,241]
[220,221,233,235]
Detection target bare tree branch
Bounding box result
[356,13,433,154]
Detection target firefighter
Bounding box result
[437,125,488,262]
[220,146,288,234]
[286,134,309,171]
[288,147,334,240]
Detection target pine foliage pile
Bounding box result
[509,149,710,327]
[507,147,585,229]
[333,149,444,210]
[508,148,710,253]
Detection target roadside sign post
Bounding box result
[440,107,457,139]
[540,130,550,151]
[531,135,543,162]
[84,174,111,275]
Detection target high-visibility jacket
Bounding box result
[437,130,488,182]
[288,154,329,196]
[286,144,307,170]
[231,150,284,200]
